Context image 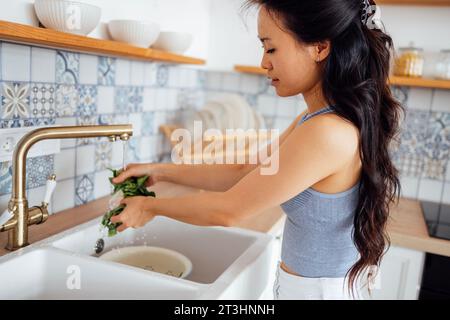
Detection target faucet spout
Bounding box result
[2,124,133,251]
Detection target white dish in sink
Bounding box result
[100,245,192,279]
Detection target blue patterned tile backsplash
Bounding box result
[0,39,449,216]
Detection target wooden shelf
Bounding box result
[389,76,450,89]
[235,65,267,76]
[235,65,450,90]
[0,20,205,65]
[377,0,450,6]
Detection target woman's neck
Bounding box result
[303,81,330,114]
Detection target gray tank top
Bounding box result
[280,106,361,278]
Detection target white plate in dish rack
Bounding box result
[204,100,230,131]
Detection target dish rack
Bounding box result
[159,124,274,162]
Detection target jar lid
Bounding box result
[400,42,423,52]
[399,46,423,52]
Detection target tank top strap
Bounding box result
[298,106,335,126]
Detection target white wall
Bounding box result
[206,0,261,71]
[206,1,450,71]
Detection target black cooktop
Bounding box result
[420,201,450,241]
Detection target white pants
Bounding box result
[273,262,362,300]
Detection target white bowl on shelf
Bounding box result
[152,31,193,54]
[34,0,101,36]
[108,19,160,48]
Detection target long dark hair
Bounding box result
[243,0,403,294]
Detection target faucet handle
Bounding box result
[43,174,57,207]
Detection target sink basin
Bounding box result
[0,216,274,299]
[0,247,201,299]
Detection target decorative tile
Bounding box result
[75,174,94,206]
[95,140,112,171]
[23,117,56,127]
[142,112,154,136]
[76,113,97,145]
[98,114,113,125]
[26,155,54,189]
[391,86,409,107]
[98,57,115,86]
[177,89,202,110]
[156,64,169,87]
[394,155,424,178]
[114,87,143,113]
[0,162,12,196]
[55,84,78,116]
[0,117,55,129]
[30,83,56,119]
[129,87,143,112]
[56,51,79,84]
[422,112,450,180]
[126,137,141,163]
[1,82,30,120]
[77,85,97,118]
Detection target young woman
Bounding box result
[110,0,403,299]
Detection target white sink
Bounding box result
[0,247,201,299]
[0,216,274,299]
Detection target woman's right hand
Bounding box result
[112,163,162,187]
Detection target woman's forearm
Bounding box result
[157,163,256,191]
[151,191,234,227]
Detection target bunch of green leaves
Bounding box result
[101,168,156,237]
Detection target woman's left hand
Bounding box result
[110,196,155,232]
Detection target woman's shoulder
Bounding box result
[301,112,360,156]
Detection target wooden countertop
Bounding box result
[1,182,449,257]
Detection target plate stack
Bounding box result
[161,94,271,163]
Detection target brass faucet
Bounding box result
[0,125,133,251]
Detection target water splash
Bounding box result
[122,140,128,170]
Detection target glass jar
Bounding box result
[394,45,424,77]
[435,49,450,80]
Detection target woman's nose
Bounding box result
[260,55,272,71]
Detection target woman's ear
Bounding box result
[314,40,331,62]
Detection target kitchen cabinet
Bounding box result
[361,246,425,300]
[258,227,426,300]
